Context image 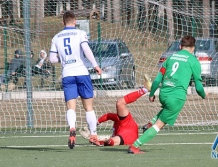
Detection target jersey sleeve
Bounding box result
[49,37,59,63]
[195,80,206,98]
[192,60,206,98]
[161,57,168,69]
[50,37,58,53]
[149,72,163,97]
[191,60,202,82]
[149,59,167,97]
[80,30,89,44]
[98,113,119,123]
[81,42,98,67]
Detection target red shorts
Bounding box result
[116,113,138,145]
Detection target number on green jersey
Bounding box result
[170,62,179,76]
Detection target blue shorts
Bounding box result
[62,75,94,102]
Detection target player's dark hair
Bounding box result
[63,10,76,25]
[180,36,196,47]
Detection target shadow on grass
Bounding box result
[99,146,164,153]
[0,146,66,152]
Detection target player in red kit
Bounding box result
[96,86,149,146]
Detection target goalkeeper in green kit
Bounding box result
[128,35,208,154]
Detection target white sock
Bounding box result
[153,125,160,132]
[66,109,76,129]
[86,110,97,135]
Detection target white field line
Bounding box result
[0,133,215,148]
[0,132,217,139]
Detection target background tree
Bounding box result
[203,0,210,37]
[113,0,120,23]
[166,0,174,45]
[12,0,20,21]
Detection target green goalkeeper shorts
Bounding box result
[157,95,186,126]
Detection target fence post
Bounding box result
[23,0,33,128]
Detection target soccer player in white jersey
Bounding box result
[49,10,102,149]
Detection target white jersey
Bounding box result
[50,27,89,77]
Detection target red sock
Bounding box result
[104,138,114,146]
[124,89,146,104]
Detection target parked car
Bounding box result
[158,37,218,86]
[86,39,135,89]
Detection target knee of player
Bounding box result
[116,98,125,108]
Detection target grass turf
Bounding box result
[0,132,217,167]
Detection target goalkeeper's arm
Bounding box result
[98,113,119,125]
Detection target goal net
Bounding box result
[0,0,217,133]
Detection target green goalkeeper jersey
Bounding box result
[150,49,205,100]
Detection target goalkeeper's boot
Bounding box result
[143,74,152,91]
[68,128,76,149]
[128,145,145,154]
[89,135,101,146]
[142,122,153,133]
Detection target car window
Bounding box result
[214,40,218,51]
[167,40,211,52]
[195,40,210,51]
[167,41,180,51]
[89,43,118,57]
[118,42,129,54]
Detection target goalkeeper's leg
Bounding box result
[116,87,148,117]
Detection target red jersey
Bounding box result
[98,112,138,145]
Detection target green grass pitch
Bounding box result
[0,132,217,167]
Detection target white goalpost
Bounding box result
[0,0,217,133]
